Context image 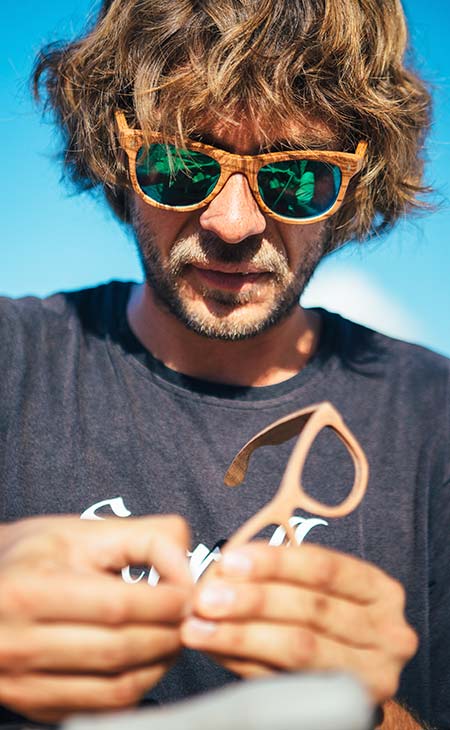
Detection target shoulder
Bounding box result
[0,281,137,424]
[320,307,450,385]
[0,280,135,341]
[320,308,450,477]
[319,307,450,441]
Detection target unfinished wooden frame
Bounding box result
[225,402,369,549]
[115,110,367,225]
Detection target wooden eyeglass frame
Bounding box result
[224,402,369,549]
[115,110,368,225]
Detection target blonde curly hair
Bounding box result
[34,0,432,247]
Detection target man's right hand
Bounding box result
[0,515,192,724]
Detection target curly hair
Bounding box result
[33,0,432,247]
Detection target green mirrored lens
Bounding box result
[136,144,221,206]
[257,160,342,219]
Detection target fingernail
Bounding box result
[183,617,218,637]
[198,582,236,608]
[221,549,253,576]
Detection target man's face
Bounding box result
[131,117,333,341]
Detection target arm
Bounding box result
[381,700,429,729]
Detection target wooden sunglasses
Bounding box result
[115,110,367,225]
[224,402,369,549]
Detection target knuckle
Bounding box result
[312,554,336,591]
[169,513,189,531]
[40,529,66,554]
[310,594,331,628]
[150,626,179,657]
[288,628,316,668]
[165,515,190,543]
[375,668,399,703]
[0,676,25,709]
[0,576,35,618]
[18,529,67,570]
[379,615,418,661]
[396,626,419,659]
[0,634,34,670]
[387,578,406,608]
[248,585,266,617]
[109,672,142,707]
[223,622,242,650]
[367,609,383,638]
[105,594,133,625]
[101,635,130,672]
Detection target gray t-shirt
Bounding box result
[1,281,449,727]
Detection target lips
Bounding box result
[193,263,268,275]
[188,264,271,291]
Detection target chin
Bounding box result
[177,297,292,341]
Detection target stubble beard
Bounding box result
[133,212,327,341]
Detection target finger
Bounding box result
[181,618,402,702]
[218,543,398,604]
[182,617,315,670]
[193,580,377,648]
[0,623,182,673]
[0,571,190,624]
[207,653,274,678]
[78,516,193,586]
[0,665,170,723]
[5,515,192,587]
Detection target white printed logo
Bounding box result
[80,497,328,585]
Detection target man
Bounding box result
[0,0,448,728]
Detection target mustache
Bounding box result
[168,232,290,279]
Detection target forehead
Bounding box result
[194,113,337,154]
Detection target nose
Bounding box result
[199,174,266,243]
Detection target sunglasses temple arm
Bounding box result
[225,402,369,549]
[224,409,315,487]
[115,110,130,134]
[355,140,368,162]
[225,405,327,549]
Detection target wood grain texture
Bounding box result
[224,402,369,548]
[115,110,367,224]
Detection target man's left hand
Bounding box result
[181,543,418,704]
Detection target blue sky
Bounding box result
[1,0,449,355]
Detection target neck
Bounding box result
[127,283,321,387]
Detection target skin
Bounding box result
[127,115,331,386]
[0,516,192,723]
[181,543,417,705]
[0,115,419,724]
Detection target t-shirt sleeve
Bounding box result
[428,367,450,728]
[0,295,48,435]
[0,297,19,430]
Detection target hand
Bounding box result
[0,515,192,723]
[181,542,418,703]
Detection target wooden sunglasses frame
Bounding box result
[115,110,368,225]
[224,401,369,549]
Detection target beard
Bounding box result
[132,209,327,341]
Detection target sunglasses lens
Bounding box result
[257,160,342,220]
[135,144,221,207]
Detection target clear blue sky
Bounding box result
[1,0,449,355]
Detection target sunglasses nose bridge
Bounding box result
[219,155,257,197]
[199,157,266,241]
